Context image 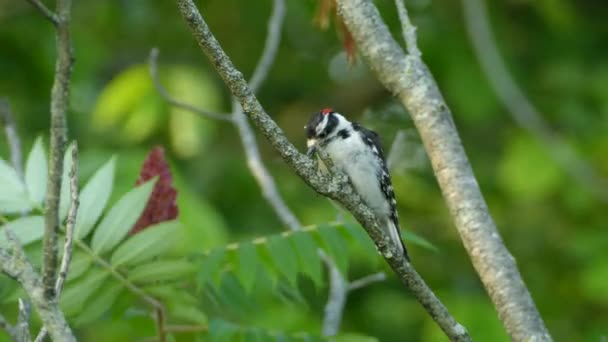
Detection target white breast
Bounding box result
[324,132,391,218]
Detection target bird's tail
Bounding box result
[385,218,410,261]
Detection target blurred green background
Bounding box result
[1,0,607,341]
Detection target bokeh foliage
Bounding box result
[1,0,607,341]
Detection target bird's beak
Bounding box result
[306,139,317,157]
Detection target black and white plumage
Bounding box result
[305,108,409,261]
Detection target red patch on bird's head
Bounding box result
[320,108,334,115]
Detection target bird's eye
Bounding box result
[319,132,327,138]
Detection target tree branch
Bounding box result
[461,0,608,202]
[248,0,285,94]
[174,1,471,340]
[348,272,386,291]
[335,0,551,340]
[394,0,421,57]
[25,0,59,25]
[149,48,232,122]
[35,144,79,342]
[16,298,31,342]
[41,0,74,300]
[0,230,75,341]
[0,98,23,178]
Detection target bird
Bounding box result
[305,108,409,261]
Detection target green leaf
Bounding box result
[91,178,156,255]
[498,135,563,200]
[236,242,258,292]
[24,136,47,205]
[343,223,376,251]
[402,231,438,253]
[91,65,154,130]
[110,220,180,267]
[61,269,108,316]
[0,159,31,213]
[59,143,75,220]
[128,259,196,283]
[318,226,349,275]
[209,319,241,342]
[0,216,44,246]
[197,249,225,290]
[66,252,92,281]
[74,157,116,240]
[291,231,323,286]
[266,236,298,287]
[73,282,123,326]
[168,302,208,325]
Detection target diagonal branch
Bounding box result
[174,1,471,340]
[461,0,608,202]
[248,0,285,93]
[149,48,232,122]
[25,0,59,25]
[339,0,551,340]
[157,0,384,334]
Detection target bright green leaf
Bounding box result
[91,65,154,130]
[209,319,240,342]
[111,220,180,267]
[73,282,123,326]
[197,249,225,290]
[0,216,44,246]
[128,259,196,283]
[291,231,323,286]
[343,223,377,254]
[91,178,156,255]
[75,157,116,240]
[498,135,563,201]
[266,236,298,287]
[24,137,47,205]
[0,159,31,213]
[236,242,258,292]
[66,252,92,281]
[403,231,438,253]
[169,302,208,325]
[318,226,349,275]
[61,269,108,316]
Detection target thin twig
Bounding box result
[0,230,75,341]
[17,298,31,342]
[348,272,386,291]
[248,0,286,93]
[56,144,78,295]
[0,98,23,178]
[320,252,347,336]
[174,1,471,340]
[25,0,59,25]
[148,48,232,122]
[336,0,550,340]
[394,0,421,57]
[462,0,608,202]
[35,144,79,342]
[42,0,74,300]
[232,101,302,231]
